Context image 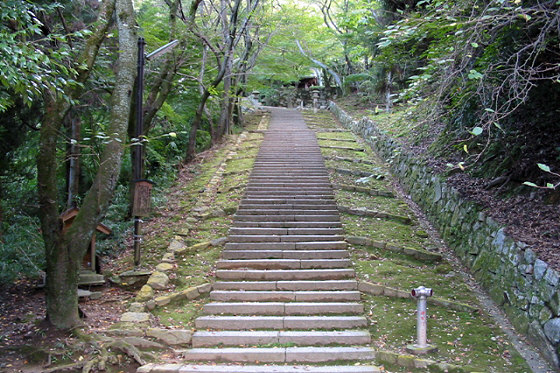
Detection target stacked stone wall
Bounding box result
[329,101,560,368]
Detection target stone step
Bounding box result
[224,242,347,250]
[191,330,371,347]
[246,183,333,188]
[234,215,340,222]
[233,221,342,228]
[221,250,349,260]
[249,174,329,178]
[248,177,330,181]
[138,364,381,372]
[216,268,355,281]
[209,290,361,302]
[243,192,334,198]
[228,227,345,235]
[227,235,345,243]
[181,346,376,363]
[216,259,351,269]
[240,199,337,205]
[238,204,337,210]
[203,302,364,315]
[195,315,368,330]
[244,187,332,192]
[212,280,358,291]
[242,195,335,201]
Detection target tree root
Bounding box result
[43,362,85,373]
[108,339,146,365]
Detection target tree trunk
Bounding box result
[218,59,232,138]
[385,70,393,113]
[186,90,212,161]
[38,0,136,329]
[40,92,81,328]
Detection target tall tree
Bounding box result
[182,0,260,160]
[37,0,137,329]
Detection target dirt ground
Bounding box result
[0,279,136,372]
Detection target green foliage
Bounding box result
[370,0,560,181]
[0,212,44,283]
[251,0,341,87]
[0,1,81,111]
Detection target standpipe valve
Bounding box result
[406,286,438,354]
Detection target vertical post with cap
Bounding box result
[133,37,146,267]
[407,286,437,354]
[131,38,178,267]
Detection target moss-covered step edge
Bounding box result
[223,169,252,176]
[332,183,394,197]
[320,145,366,152]
[347,236,441,262]
[325,155,377,166]
[311,128,349,132]
[327,167,385,179]
[121,282,212,322]
[316,137,359,143]
[339,206,411,225]
[375,350,466,373]
[219,183,247,194]
[358,281,478,313]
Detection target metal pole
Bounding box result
[407,286,437,354]
[133,37,146,267]
[416,293,428,347]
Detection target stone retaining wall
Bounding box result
[329,101,560,368]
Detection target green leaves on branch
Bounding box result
[470,127,483,136]
[538,163,551,173]
[523,164,560,190]
[467,69,483,80]
[0,1,81,112]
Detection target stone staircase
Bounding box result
[144,109,379,372]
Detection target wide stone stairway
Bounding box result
[177,108,379,372]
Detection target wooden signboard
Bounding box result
[132,180,154,217]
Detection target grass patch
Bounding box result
[325,159,386,174]
[363,295,529,372]
[329,171,389,191]
[341,213,438,249]
[316,131,355,140]
[174,245,221,291]
[317,139,361,148]
[152,294,208,328]
[351,245,472,304]
[335,190,409,216]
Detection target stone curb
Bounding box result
[316,137,358,142]
[347,236,442,262]
[375,349,466,372]
[332,183,395,198]
[339,206,411,225]
[319,145,366,152]
[324,155,377,166]
[327,167,384,179]
[358,280,479,313]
